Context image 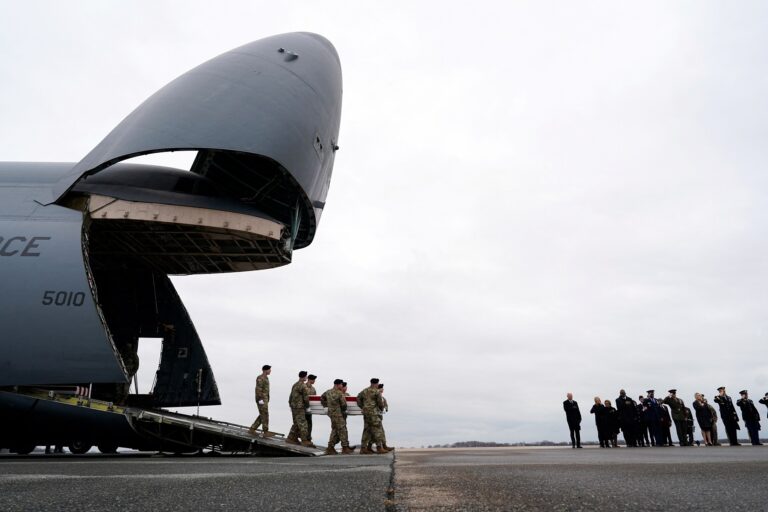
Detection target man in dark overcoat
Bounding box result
[563,392,582,448]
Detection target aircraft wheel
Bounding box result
[68,441,92,454]
[97,443,118,454]
[12,444,36,455]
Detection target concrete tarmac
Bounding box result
[0,452,394,512]
[3,446,767,511]
[393,446,768,511]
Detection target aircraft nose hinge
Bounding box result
[277,47,299,62]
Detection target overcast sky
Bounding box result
[2,2,768,446]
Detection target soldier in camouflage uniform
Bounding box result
[305,374,317,442]
[249,364,272,437]
[357,378,390,454]
[378,383,392,451]
[363,383,392,453]
[341,382,349,420]
[322,379,355,455]
[366,383,392,452]
[287,371,315,447]
[704,397,721,445]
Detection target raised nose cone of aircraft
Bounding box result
[55,32,343,249]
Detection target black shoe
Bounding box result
[576,445,582,448]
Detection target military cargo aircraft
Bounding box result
[0,32,342,455]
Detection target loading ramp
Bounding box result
[1,389,322,456]
[127,408,324,456]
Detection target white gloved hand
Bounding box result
[258,400,264,405]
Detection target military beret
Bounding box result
[262,364,271,371]
[646,389,654,394]
[717,386,725,391]
[298,370,308,378]
[739,390,747,395]
[378,383,384,389]
[668,389,677,394]
[333,378,343,385]
[370,378,380,384]
[308,374,317,380]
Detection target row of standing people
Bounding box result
[249,366,393,454]
[563,387,766,448]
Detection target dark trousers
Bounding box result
[745,421,761,445]
[621,423,637,446]
[673,419,687,446]
[662,426,673,446]
[639,423,650,446]
[648,421,663,446]
[568,426,581,447]
[724,422,740,445]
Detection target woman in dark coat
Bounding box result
[604,400,621,447]
[693,392,713,446]
[590,397,608,447]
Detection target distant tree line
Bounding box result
[426,440,578,448]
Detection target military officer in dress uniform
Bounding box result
[759,393,768,419]
[249,364,273,437]
[736,390,763,445]
[713,386,741,446]
[643,390,663,446]
[562,393,582,448]
[662,389,689,446]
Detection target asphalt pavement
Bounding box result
[0,452,394,512]
[393,446,768,511]
[3,446,768,511]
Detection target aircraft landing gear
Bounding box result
[68,440,92,454]
[12,444,36,455]
[97,443,118,454]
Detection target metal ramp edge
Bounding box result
[126,408,324,456]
